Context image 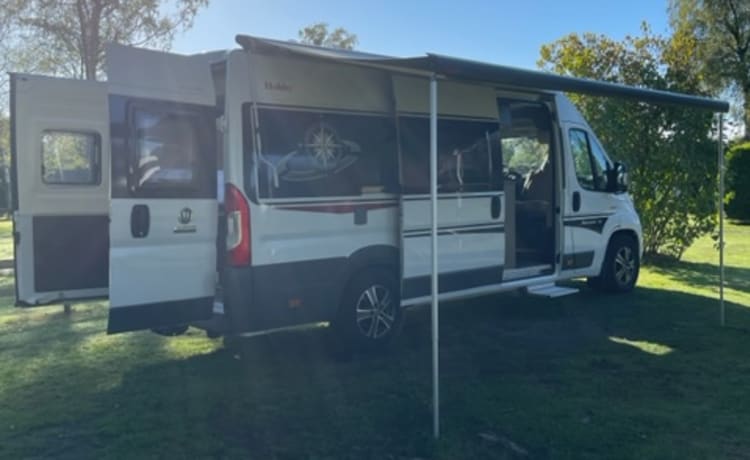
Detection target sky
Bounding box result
[172,0,672,70]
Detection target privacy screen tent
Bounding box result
[236,35,731,438]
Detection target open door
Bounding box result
[105,44,220,333]
[11,74,110,306]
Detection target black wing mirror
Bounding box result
[606,162,628,193]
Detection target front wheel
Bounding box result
[592,234,640,293]
[331,268,404,352]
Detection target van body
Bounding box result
[10,38,643,344]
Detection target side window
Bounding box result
[255,108,398,199]
[589,137,610,190]
[399,116,499,194]
[569,129,595,190]
[41,130,100,185]
[569,128,609,191]
[133,109,198,188]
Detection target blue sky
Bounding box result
[172,0,671,69]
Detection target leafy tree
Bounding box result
[670,0,750,138]
[539,24,717,259]
[725,141,750,220]
[298,22,358,50]
[0,0,209,85]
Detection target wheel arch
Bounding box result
[346,244,400,277]
[333,244,400,319]
[607,228,640,253]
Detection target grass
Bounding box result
[0,222,749,459]
[0,219,13,261]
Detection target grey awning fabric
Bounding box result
[235,34,729,113]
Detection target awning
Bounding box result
[235,34,729,113]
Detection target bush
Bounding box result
[725,142,750,221]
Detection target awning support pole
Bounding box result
[429,74,440,439]
[718,113,725,326]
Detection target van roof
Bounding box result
[235,34,729,113]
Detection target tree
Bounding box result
[539,24,717,259]
[298,22,358,50]
[0,0,209,82]
[725,141,750,220]
[670,0,750,138]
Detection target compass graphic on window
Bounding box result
[303,122,344,170]
[272,120,360,182]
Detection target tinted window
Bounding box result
[133,109,199,188]
[399,116,499,194]
[569,128,609,191]
[41,131,100,185]
[256,108,398,198]
[589,136,610,190]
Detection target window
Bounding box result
[255,108,398,199]
[399,116,500,194]
[133,109,200,189]
[569,128,610,191]
[589,136,611,190]
[41,131,100,185]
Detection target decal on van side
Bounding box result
[563,215,610,234]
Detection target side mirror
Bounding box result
[606,162,628,193]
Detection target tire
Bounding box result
[331,267,404,352]
[596,234,640,293]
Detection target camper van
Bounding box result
[10,36,642,348]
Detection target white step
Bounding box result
[526,283,580,298]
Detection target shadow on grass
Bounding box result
[4,282,750,459]
[647,258,750,293]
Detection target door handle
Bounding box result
[131,204,150,238]
[491,195,502,219]
[572,191,581,212]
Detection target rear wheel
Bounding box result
[593,234,639,293]
[331,268,403,352]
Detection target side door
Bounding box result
[11,74,109,306]
[562,124,613,272]
[394,77,505,302]
[107,96,218,333]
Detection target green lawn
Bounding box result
[0,219,13,261]
[1,223,749,459]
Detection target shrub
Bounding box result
[725,142,750,221]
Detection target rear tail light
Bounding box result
[225,183,251,266]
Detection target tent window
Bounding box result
[41,130,100,185]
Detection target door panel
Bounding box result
[401,193,505,299]
[393,76,505,301]
[10,74,109,305]
[108,95,218,333]
[562,124,614,272]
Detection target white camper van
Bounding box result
[10,36,642,347]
